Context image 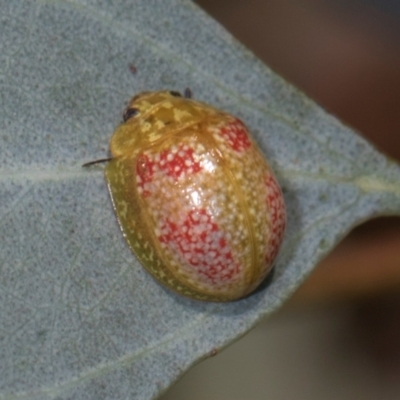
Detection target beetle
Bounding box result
[85,90,286,301]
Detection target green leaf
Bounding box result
[0,1,399,399]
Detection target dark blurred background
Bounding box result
[161,1,400,399]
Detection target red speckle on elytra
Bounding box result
[136,144,203,196]
[159,145,202,179]
[265,174,286,264]
[158,209,240,284]
[219,118,252,153]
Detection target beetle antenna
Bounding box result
[82,157,113,167]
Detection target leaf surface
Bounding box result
[0,1,399,399]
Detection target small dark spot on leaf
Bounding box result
[319,193,328,202]
[210,348,218,357]
[319,238,328,249]
[129,63,137,74]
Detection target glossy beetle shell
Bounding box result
[105,91,286,302]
